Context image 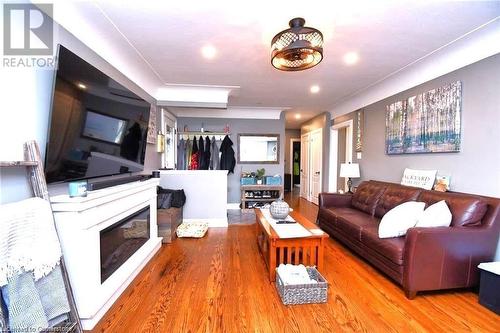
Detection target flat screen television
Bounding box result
[45,45,151,184]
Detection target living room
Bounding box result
[1,1,499,332]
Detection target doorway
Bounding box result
[290,139,301,191]
[300,128,323,205]
[329,120,353,193]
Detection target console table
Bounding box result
[50,178,162,330]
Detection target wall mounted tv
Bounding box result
[45,45,152,184]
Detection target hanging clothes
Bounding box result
[209,136,219,170]
[177,138,186,170]
[219,135,235,174]
[201,136,211,170]
[189,136,199,170]
[185,138,192,170]
[198,136,204,169]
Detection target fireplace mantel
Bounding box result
[50,178,162,330]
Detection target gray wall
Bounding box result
[359,54,500,197]
[301,112,331,191]
[0,23,160,204]
[332,110,364,188]
[285,129,301,174]
[177,116,286,204]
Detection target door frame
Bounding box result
[329,119,353,192]
[289,138,301,189]
[161,108,177,169]
[309,128,323,204]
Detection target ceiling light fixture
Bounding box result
[295,114,301,119]
[343,51,359,65]
[310,85,320,94]
[77,83,86,89]
[271,18,323,71]
[201,45,217,59]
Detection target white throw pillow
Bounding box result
[378,201,426,238]
[415,200,452,228]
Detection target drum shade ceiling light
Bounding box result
[271,17,323,71]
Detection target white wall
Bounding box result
[0,22,160,204]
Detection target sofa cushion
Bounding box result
[417,191,488,226]
[374,184,422,218]
[351,181,387,215]
[361,225,405,265]
[415,200,452,228]
[334,209,380,241]
[378,201,425,238]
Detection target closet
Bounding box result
[300,128,322,204]
[176,131,231,170]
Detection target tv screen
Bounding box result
[45,45,151,184]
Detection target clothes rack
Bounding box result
[177,131,230,141]
[0,140,82,333]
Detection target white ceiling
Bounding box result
[54,1,500,128]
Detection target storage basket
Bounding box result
[265,176,282,185]
[275,267,328,305]
[240,177,256,185]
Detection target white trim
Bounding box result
[331,119,354,192]
[289,138,300,188]
[182,218,228,228]
[226,203,241,210]
[329,129,338,192]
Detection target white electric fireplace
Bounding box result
[50,178,162,330]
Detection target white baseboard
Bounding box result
[183,218,228,228]
[226,203,241,210]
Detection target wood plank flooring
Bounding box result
[89,194,499,332]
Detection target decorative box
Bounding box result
[265,176,282,185]
[240,177,256,185]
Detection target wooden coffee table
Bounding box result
[255,209,328,281]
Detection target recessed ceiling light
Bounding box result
[343,51,359,65]
[310,85,320,94]
[201,45,217,59]
[77,83,86,89]
[295,114,301,119]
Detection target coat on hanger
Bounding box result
[219,135,235,174]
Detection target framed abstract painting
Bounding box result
[386,81,462,154]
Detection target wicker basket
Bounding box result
[276,267,328,305]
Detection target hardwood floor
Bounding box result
[89,194,498,333]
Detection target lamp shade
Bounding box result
[340,163,360,178]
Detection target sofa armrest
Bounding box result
[403,226,499,294]
[318,192,352,208]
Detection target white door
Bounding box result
[310,129,323,204]
[300,133,310,199]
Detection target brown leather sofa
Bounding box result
[318,180,500,298]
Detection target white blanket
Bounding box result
[0,197,62,287]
